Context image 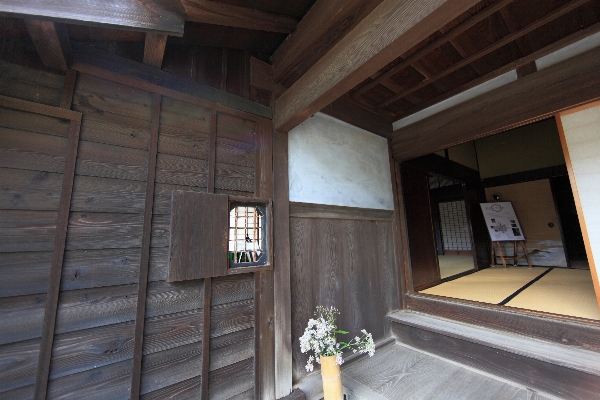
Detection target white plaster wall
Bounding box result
[288,112,394,210]
[559,104,600,299]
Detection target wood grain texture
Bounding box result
[0,168,63,211]
[208,109,217,193]
[167,191,228,281]
[289,217,399,382]
[0,127,68,174]
[209,328,254,372]
[143,32,167,68]
[0,338,40,393]
[274,0,481,132]
[35,116,82,400]
[388,141,407,309]
[0,106,70,138]
[392,45,600,160]
[271,0,385,87]
[0,0,185,35]
[209,357,254,400]
[141,375,201,400]
[211,299,254,339]
[392,321,600,399]
[273,128,292,397]
[406,293,600,352]
[60,69,77,110]
[0,252,52,298]
[130,92,161,399]
[24,20,71,72]
[183,0,298,33]
[0,60,64,107]
[71,42,271,119]
[290,202,394,221]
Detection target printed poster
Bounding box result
[480,202,525,241]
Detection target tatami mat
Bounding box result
[506,268,600,320]
[421,266,548,304]
[438,255,474,279]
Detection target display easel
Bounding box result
[490,240,533,270]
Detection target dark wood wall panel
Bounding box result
[0,63,73,398]
[0,60,64,107]
[289,213,399,382]
[0,56,265,398]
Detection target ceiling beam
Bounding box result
[273,0,482,133]
[0,0,185,35]
[183,0,297,34]
[353,0,514,98]
[321,96,393,139]
[390,20,600,123]
[391,44,600,161]
[143,32,168,68]
[377,0,590,109]
[271,0,385,87]
[24,20,72,71]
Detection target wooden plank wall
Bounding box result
[289,203,400,382]
[0,60,260,399]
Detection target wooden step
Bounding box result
[389,310,600,399]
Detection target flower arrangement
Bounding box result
[299,306,375,372]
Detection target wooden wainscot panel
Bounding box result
[168,191,229,281]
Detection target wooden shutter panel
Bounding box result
[168,191,229,281]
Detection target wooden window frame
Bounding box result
[227,195,273,275]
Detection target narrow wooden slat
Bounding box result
[143,33,168,69]
[289,202,394,221]
[0,94,80,121]
[388,140,407,308]
[208,110,217,193]
[33,118,81,399]
[201,278,212,400]
[60,70,77,110]
[254,271,275,399]
[130,92,161,399]
[378,0,591,109]
[272,128,292,398]
[183,0,298,34]
[24,20,71,72]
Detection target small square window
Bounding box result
[228,197,272,272]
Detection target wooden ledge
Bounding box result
[289,202,394,221]
[389,310,600,376]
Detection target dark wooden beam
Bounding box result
[377,0,591,109]
[143,32,167,68]
[0,0,185,35]
[70,42,272,119]
[391,44,600,160]
[183,0,297,34]
[273,0,481,133]
[24,20,71,71]
[353,0,513,98]
[321,97,392,139]
[271,0,385,88]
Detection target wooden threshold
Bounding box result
[405,292,600,352]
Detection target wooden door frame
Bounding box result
[392,79,600,352]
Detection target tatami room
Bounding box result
[406,116,600,321]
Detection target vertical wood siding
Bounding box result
[289,211,399,382]
[0,60,261,399]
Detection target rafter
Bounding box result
[377,0,591,109]
[143,32,168,68]
[183,0,298,34]
[390,20,600,125]
[24,20,71,71]
[353,0,514,98]
[274,0,482,132]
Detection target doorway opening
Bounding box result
[403,117,599,321]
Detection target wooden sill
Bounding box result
[404,292,600,352]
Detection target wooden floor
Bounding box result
[341,343,554,400]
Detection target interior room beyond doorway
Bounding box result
[411,117,600,321]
